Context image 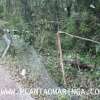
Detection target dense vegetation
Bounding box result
[0,0,100,100]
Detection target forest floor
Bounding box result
[0,46,58,100]
[0,64,35,100]
[0,37,58,100]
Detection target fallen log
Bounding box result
[63,59,95,70]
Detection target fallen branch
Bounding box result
[64,59,95,70]
[58,31,100,44]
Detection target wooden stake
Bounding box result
[56,32,66,86]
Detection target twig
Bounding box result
[58,31,100,44]
[46,20,64,24]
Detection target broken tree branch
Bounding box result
[58,31,100,44]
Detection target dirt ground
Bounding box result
[0,65,35,100]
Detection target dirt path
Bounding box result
[0,65,34,100]
[0,45,58,100]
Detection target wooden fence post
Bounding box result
[56,31,66,86]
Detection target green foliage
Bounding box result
[65,17,76,33]
[61,35,74,51]
[79,22,90,33]
[0,4,3,14]
[58,95,69,100]
[46,51,63,85]
[96,45,100,53]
